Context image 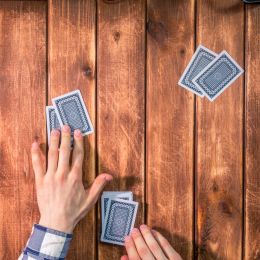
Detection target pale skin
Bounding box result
[31,125,182,260]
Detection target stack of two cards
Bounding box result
[45,90,94,146]
[100,191,139,246]
[178,45,244,101]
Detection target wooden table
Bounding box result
[0,0,259,259]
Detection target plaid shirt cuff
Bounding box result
[19,224,73,260]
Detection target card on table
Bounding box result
[101,192,133,232]
[46,106,61,145]
[52,90,94,136]
[192,50,244,101]
[101,198,138,246]
[178,45,217,97]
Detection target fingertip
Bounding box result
[62,125,71,133]
[121,256,128,260]
[74,129,82,138]
[140,224,149,231]
[51,129,60,136]
[124,236,131,244]
[31,141,39,150]
[101,173,113,181]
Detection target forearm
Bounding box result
[19,224,72,260]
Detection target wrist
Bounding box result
[39,217,74,234]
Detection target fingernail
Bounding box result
[32,142,38,149]
[51,129,60,136]
[124,236,131,243]
[62,125,70,132]
[105,175,113,181]
[140,224,148,230]
[74,129,82,137]
[131,228,139,235]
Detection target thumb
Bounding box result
[85,173,113,209]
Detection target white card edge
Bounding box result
[46,106,54,146]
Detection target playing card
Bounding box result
[178,45,217,96]
[101,192,133,232]
[192,50,244,101]
[46,106,61,145]
[101,198,138,246]
[52,90,94,136]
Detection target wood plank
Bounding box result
[97,0,145,259]
[245,4,260,260]
[146,0,195,259]
[196,1,244,259]
[0,1,46,258]
[48,0,96,258]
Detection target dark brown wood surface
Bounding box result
[0,0,260,259]
[146,0,195,259]
[245,4,260,260]
[48,0,96,259]
[0,1,46,259]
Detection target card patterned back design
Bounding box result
[193,51,244,101]
[101,199,138,245]
[52,90,94,136]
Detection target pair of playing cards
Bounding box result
[178,45,244,101]
[45,90,94,146]
[100,191,139,246]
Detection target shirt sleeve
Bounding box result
[18,224,73,260]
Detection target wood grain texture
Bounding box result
[0,1,46,259]
[196,0,244,259]
[97,0,145,258]
[146,1,195,259]
[48,0,96,259]
[245,4,260,260]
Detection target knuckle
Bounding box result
[48,146,58,156]
[148,242,160,252]
[69,171,82,182]
[60,144,70,152]
[139,247,150,257]
[161,240,169,249]
[72,164,82,173]
[76,147,84,155]
[55,171,67,181]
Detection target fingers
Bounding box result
[85,173,113,208]
[124,236,141,260]
[47,129,60,173]
[57,125,72,174]
[71,129,84,176]
[139,225,167,259]
[31,141,44,185]
[120,256,129,260]
[151,230,182,260]
[130,228,155,260]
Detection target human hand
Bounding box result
[121,225,182,260]
[31,125,113,233]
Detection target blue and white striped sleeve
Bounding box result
[18,224,73,260]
